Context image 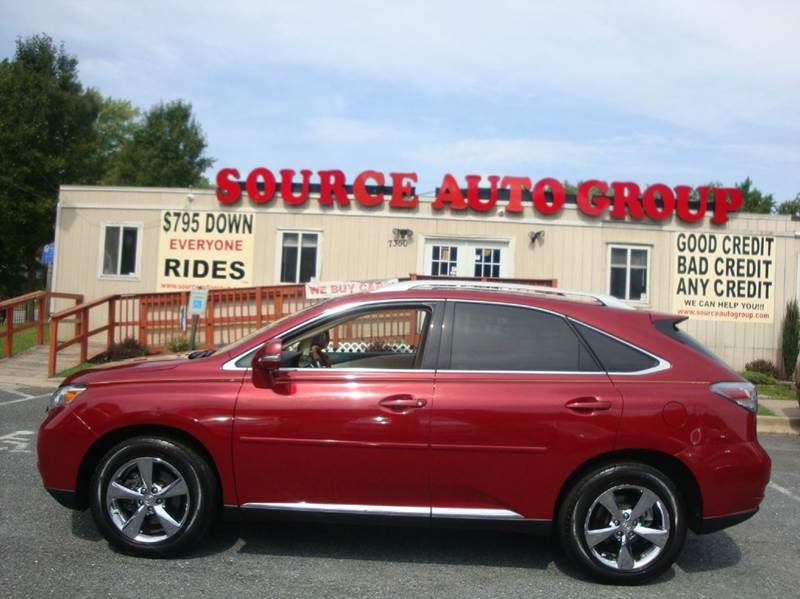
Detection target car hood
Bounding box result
[61,353,189,386]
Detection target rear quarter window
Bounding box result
[572,322,659,373]
[653,319,729,369]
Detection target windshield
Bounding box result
[217,301,327,355]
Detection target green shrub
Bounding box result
[781,300,800,378]
[90,337,147,364]
[740,370,777,385]
[796,367,800,404]
[744,359,781,379]
[166,336,190,353]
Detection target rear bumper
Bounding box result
[680,439,771,519]
[697,507,758,534]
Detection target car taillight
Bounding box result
[710,381,758,414]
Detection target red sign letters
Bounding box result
[216,168,743,224]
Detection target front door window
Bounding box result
[425,239,509,278]
[431,245,459,277]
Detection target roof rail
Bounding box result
[373,279,634,310]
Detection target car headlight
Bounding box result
[48,384,87,411]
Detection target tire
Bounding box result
[557,462,686,585]
[89,436,218,557]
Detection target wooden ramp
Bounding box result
[0,342,104,387]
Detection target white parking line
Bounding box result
[769,482,800,504]
[0,430,35,452]
[2,388,32,398]
[0,394,49,406]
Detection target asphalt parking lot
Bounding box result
[1,383,798,598]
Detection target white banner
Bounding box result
[305,279,399,299]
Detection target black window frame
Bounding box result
[279,231,319,283]
[100,223,140,278]
[438,300,602,373]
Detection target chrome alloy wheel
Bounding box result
[583,484,671,571]
[105,457,190,544]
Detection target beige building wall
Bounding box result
[54,186,800,370]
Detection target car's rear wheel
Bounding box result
[89,436,218,557]
[558,462,686,584]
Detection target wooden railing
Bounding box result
[48,284,310,376]
[0,291,83,358]
[42,275,559,376]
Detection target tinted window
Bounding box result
[573,322,658,372]
[449,303,599,371]
[653,319,728,368]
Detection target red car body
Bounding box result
[38,287,771,536]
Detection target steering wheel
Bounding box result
[311,346,331,368]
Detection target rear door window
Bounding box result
[447,303,599,372]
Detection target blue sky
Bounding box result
[3,1,799,201]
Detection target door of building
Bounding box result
[423,239,510,278]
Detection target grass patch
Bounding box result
[756,383,796,401]
[0,323,48,358]
[758,404,777,417]
[54,361,93,379]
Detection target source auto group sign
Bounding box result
[216,168,744,224]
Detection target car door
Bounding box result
[429,301,622,522]
[233,301,442,516]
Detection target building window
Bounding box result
[609,245,649,302]
[431,245,458,276]
[280,232,318,283]
[101,224,140,277]
[474,247,501,277]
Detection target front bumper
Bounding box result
[37,406,97,500]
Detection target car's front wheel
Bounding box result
[89,436,218,557]
[558,462,686,585]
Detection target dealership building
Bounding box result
[50,181,796,370]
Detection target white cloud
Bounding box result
[2,0,798,197]
[305,117,404,144]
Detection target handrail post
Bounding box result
[3,305,12,357]
[48,318,57,377]
[80,307,88,363]
[255,287,263,328]
[275,292,284,321]
[138,299,147,347]
[205,294,215,347]
[73,298,81,339]
[107,297,116,349]
[36,294,46,345]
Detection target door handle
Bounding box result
[379,395,427,412]
[565,397,612,412]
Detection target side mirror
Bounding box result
[252,338,283,372]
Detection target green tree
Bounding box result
[93,96,140,184]
[107,100,213,187]
[736,177,774,214]
[0,34,101,297]
[782,300,800,379]
[777,193,800,217]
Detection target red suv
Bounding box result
[38,282,771,584]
